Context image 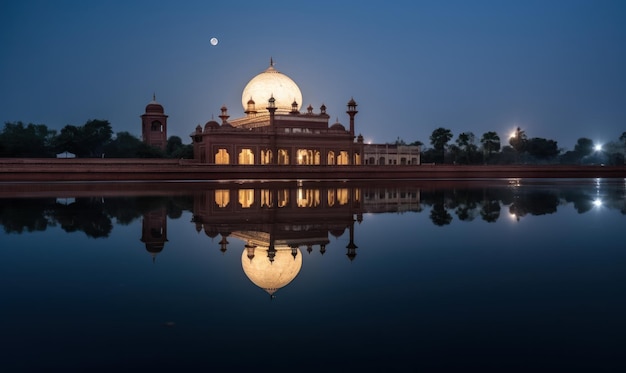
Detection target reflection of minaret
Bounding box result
[140,209,168,263]
[219,233,230,254]
[346,217,358,261]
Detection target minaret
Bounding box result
[267,95,277,125]
[346,98,358,138]
[219,105,230,124]
[140,94,168,150]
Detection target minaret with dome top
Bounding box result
[141,94,168,150]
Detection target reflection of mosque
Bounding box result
[193,185,362,297]
[139,184,421,296]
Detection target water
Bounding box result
[1,179,625,372]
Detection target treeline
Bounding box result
[0,120,193,158]
[409,127,626,165]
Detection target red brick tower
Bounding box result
[141,94,168,150]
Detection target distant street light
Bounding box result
[594,144,602,152]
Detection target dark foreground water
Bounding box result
[1,179,625,372]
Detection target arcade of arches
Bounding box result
[211,147,354,166]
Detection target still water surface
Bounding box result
[1,179,625,372]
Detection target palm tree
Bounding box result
[480,131,501,163]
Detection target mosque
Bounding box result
[141,59,420,165]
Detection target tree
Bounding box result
[54,124,82,156]
[103,131,144,157]
[480,131,501,163]
[0,121,56,157]
[81,119,113,157]
[508,127,527,154]
[166,136,193,158]
[455,132,478,164]
[429,127,453,163]
[526,137,559,161]
[54,120,113,157]
[574,138,594,157]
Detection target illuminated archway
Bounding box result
[261,149,273,165]
[297,149,321,165]
[327,151,335,165]
[278,149,289,165]
[215,149,230,164]
[261,189,272,207]
[337,188,349,205]
[238,149,254,165]
[338,151,349,165]
[238,189,254,208]
[297,188,320,207]
[215,189,230,208]
[328,189,336,207]
[278,189,289,207]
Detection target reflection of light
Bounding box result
[508,178,521,187]
[593,198,602,207]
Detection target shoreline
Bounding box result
[1,158,625,182]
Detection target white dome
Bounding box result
[241,61,303,114]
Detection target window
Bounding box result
[238,189,254,208]
[215,189,230,207]
[215,149,229,164]
[238,148,254,165]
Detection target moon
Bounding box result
[210,37,218,46]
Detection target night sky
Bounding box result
[1,0,625,150]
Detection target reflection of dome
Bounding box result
[241,59,303,114]
[241,247,302,296]
[330,227,346,238]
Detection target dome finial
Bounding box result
[270,57,274,67]
[152,92,156,101]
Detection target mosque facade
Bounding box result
[140,59,420,165]
[187,59,420,166]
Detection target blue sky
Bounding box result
[1,0,625,150]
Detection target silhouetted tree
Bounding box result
[574,138,594,157]
[103,131,145,157]
[509,127,527,154]
[0,121,56,157]
[430,202,453,226]
[55,119,113,157]
[455,132,479,164]
[480,131,501,163]
[526,137,559,161]
[430,127,453,163]
[166,136,193,158]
